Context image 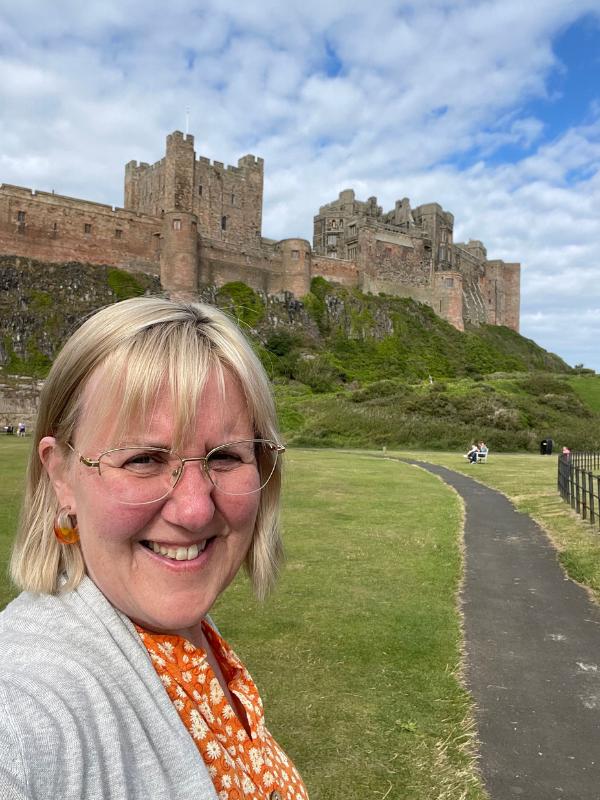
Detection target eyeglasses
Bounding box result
[66,439,284,505]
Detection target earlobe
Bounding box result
[39,436,76,511]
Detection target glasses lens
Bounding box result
[206,439,280,496]
[99,447,179,505]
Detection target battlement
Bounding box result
[195,154,263,173]
[167,130,194,147]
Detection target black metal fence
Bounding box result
[558,451,600,529]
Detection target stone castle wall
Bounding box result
[0,129,520,333]
[0,185,160,274]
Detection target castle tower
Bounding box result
[276,238,311,296]
[160,211,199,299]
[160,132,198,297]
[412,203,454,270]
[164,131,195,213]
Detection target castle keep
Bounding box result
[0,130,520,331]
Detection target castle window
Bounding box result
[115,228,123,239]
[331,220,337,229]
[198,185,203,197]
[348,246,357,259]
[327,235,337,246]
[231,193,235,205]
[84,223,92,234]
[172,219,181,231]
[221,216,227,231]
[348,224,356,237]
[52,222,58,235]
[445,277,454,288]
[291,250,300,260]
[17,210,26,223]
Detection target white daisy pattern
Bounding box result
[136,621,309,800]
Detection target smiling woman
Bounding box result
[0,297,308,800]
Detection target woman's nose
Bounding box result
[161,459,216,530]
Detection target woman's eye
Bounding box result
[125,455,153,466]
[121,451,168,471]
[207,451,243,470]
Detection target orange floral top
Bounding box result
[136,621,308,800]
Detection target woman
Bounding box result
[0,297,308,800]
[465,443,479,463]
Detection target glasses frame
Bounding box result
[65,439,285,504]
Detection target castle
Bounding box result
[0,130,520,332]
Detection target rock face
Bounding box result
[0,255,161,368]
[0,254,564,427]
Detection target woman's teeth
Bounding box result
[147,541,206,560]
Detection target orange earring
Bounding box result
[53,507,80,545]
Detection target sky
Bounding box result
[1,0,600,369]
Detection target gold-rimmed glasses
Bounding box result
[66,439,284,505]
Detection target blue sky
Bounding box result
[1,0,600,369]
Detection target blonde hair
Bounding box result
[11,297,283,600]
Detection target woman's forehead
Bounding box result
[77,366,252,448]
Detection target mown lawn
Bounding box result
[0,437,30,608]
[0,441,486,800]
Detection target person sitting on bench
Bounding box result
[465,443,479,463]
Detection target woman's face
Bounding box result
[42,369,260,643]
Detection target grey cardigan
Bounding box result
[0,577,218,800]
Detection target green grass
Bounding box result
[107,267,146,300]
[392,450,600,605]
[0,444,486,800]
[0,437,30,608]
[569,375,600,414]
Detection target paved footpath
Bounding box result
[407,461,600,800]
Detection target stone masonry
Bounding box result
[0,130,520,332]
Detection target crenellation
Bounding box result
[0,128,520,332]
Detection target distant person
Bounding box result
[0,297,308,800]
[562,446,571,458]
[17,421,25,437]
[465,443,479,463]
[477,441,488,460]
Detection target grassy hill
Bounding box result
[254,278,570,390]
[275,372,600,452]
[3,260,594,452]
